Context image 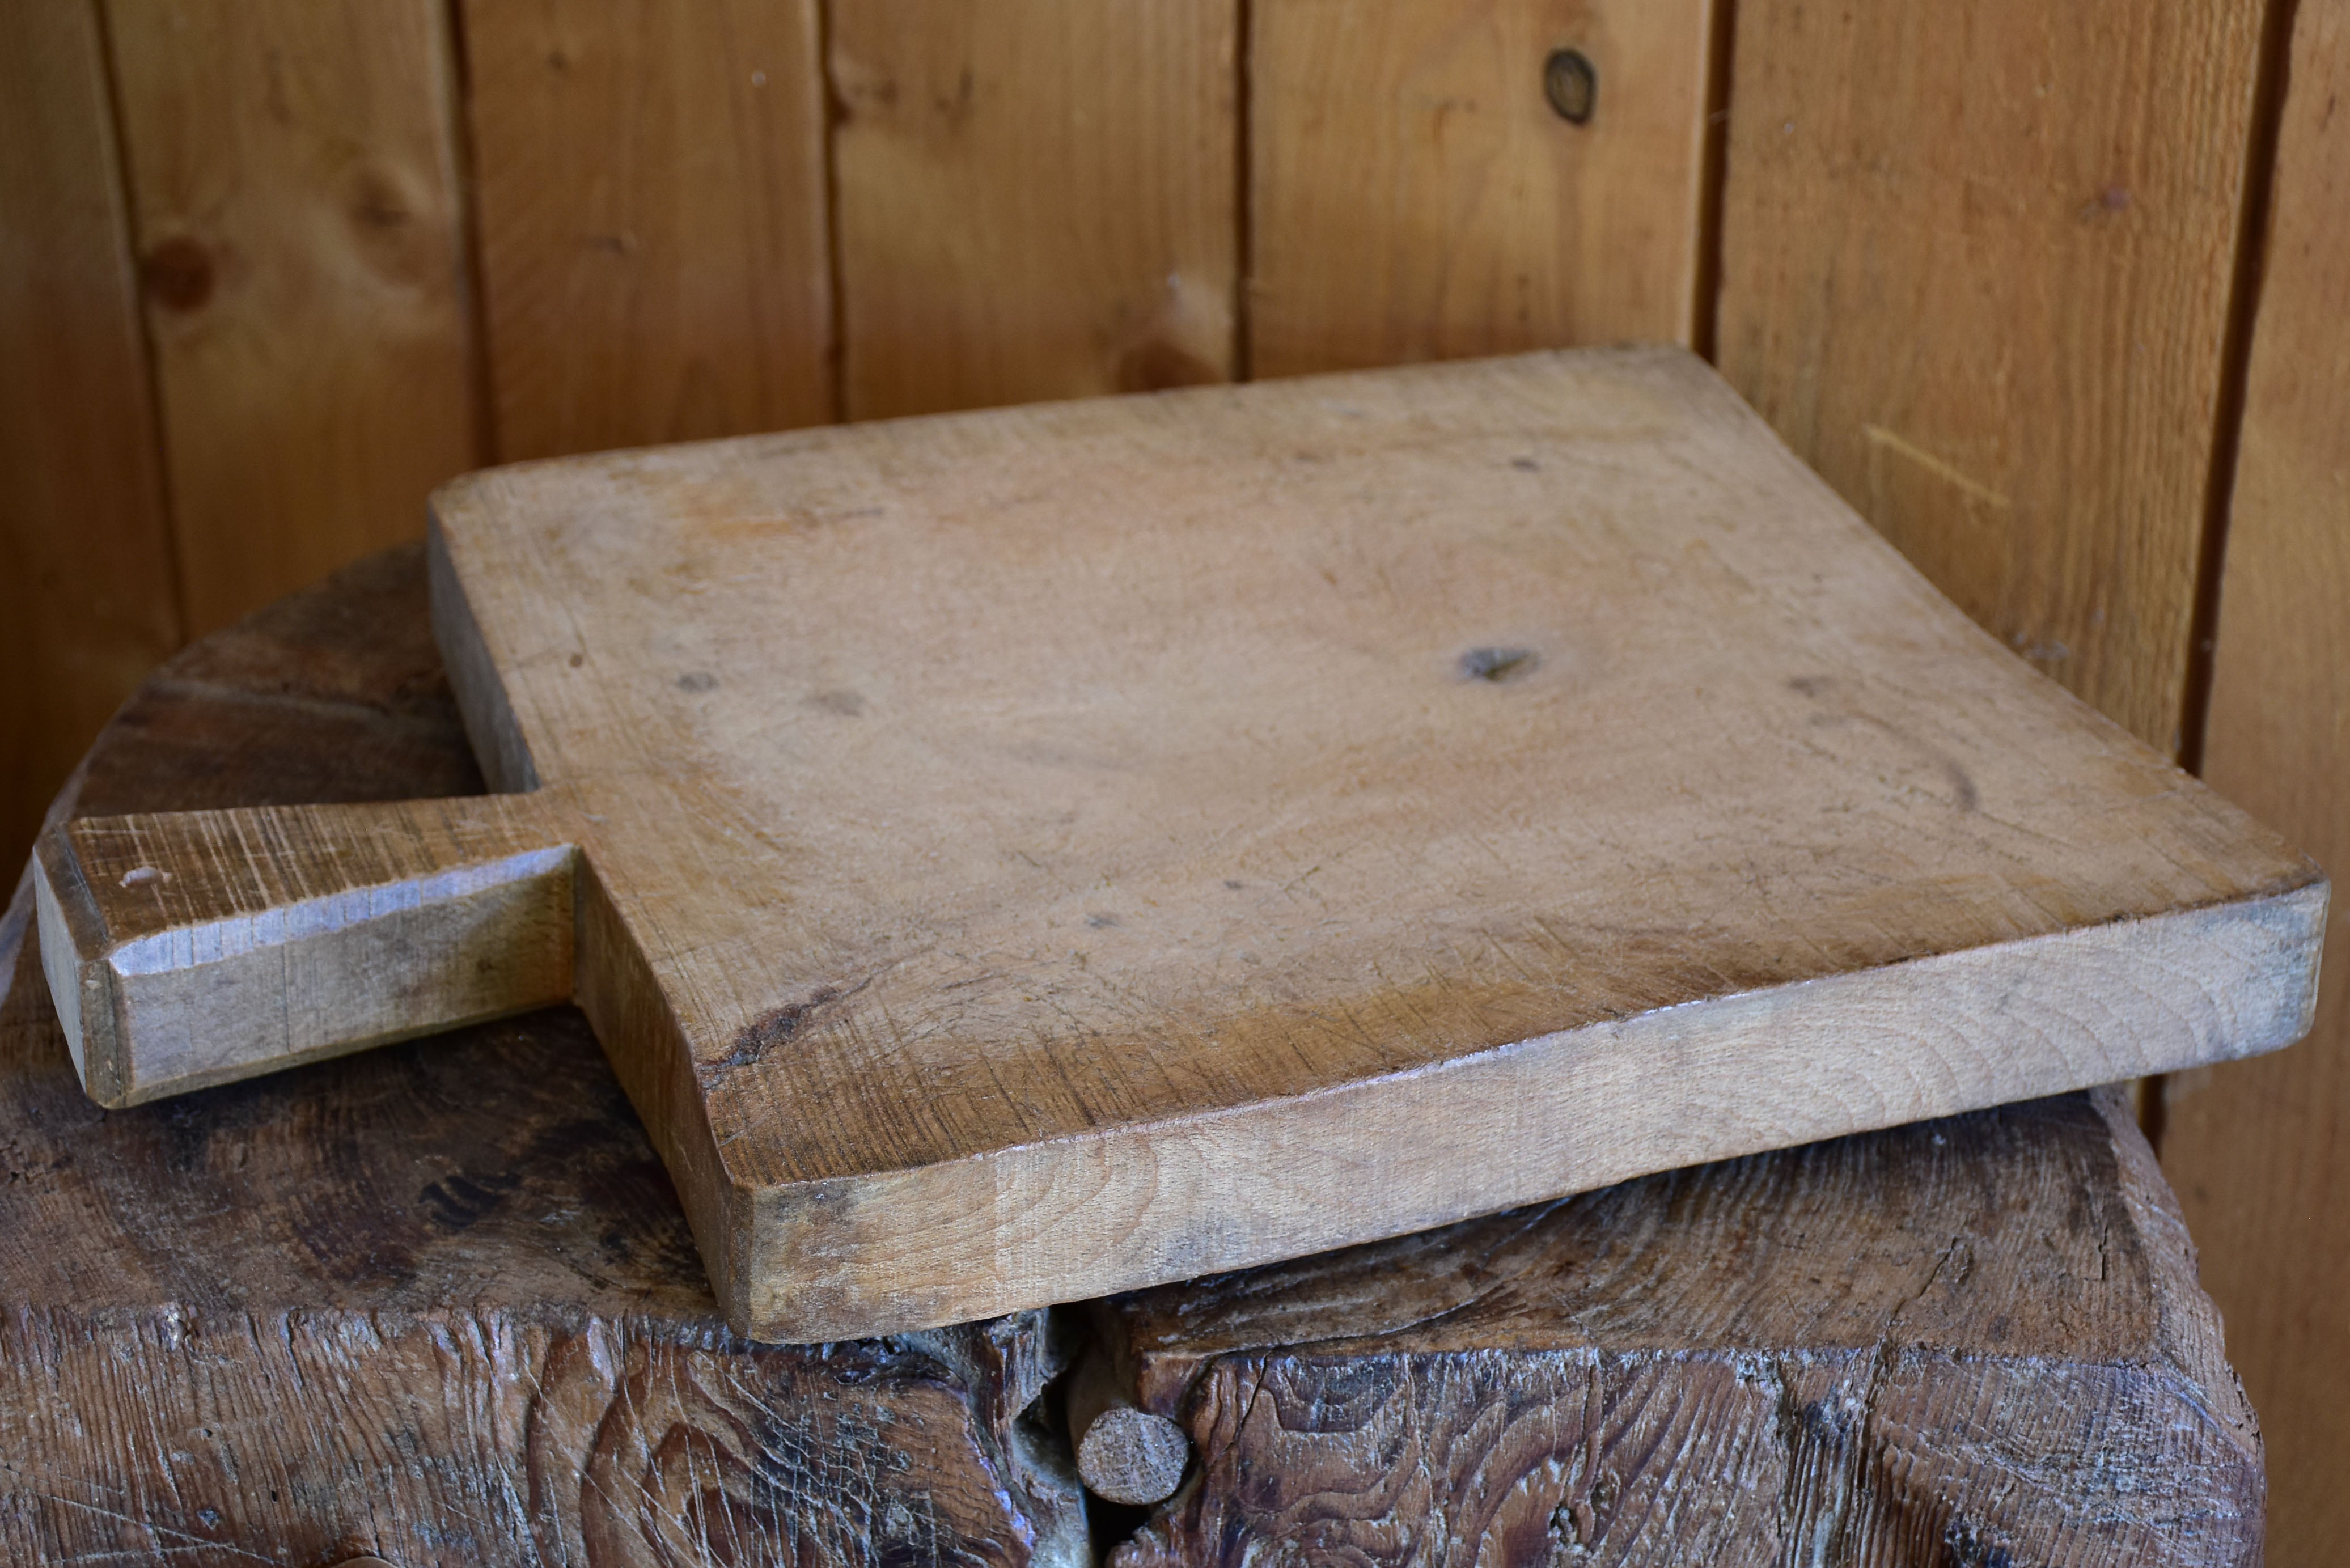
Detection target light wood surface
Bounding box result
[0,546,2260,1561]
[0,0,184,915]
[2161,1,2350,1559]
[1248,0,1714,376]
[105,0,483,635]
[44,349,2324,1342]
[1104,1090,2260,1566]
[462,0,835,460]
[1714,0,2269,753]
[36,796,574,1105]
[828,0,1238,417]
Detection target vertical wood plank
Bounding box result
[0,0,184,884]
[461,0,834,461]
[105,0,482,637]
[1714,0,2268,752]
[2161,2,2350,1559]
[1248,0,1716,379]
[829,0,1238,419]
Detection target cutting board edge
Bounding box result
[428,513,540,795]
[723,875,2326,1342]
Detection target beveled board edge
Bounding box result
[571,855,757,1331]
[427,503,751,1325]
[739,879,2323,1340]
[428,514,539,795]
[32,837,115,1103]
[33,799,587,1109]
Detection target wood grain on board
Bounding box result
[36,794,575,1106]
[41,350,2325,1342]
[828,0,1237,417]
[461,0,834,460]
[1714,0,2268,752]
[2161,1,2350,1561]
[0,0,183,909]
[0,547,2260,1562]
[0,549,1089,1568]
[104,0,482,635]
[1104,1091,2259,1567]
[1248,0,1715,377]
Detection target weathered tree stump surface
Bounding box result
[0,548,2261,1566]
[1102,1090,2260,1566]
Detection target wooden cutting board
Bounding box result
[32,347,2326,1342]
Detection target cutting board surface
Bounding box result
[37,349,2325,1339]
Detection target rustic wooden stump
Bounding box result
[0,548,2262,1565]
[1102,1090,2260,1566]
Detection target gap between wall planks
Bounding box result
[103,0,485,638]
[1713,0,2273,757]
[0,0,185,898]
[460,0,835,460]
[460,0,1725,435]
[1248,0,1716,376]
[826,0,1242,419]
[2162,0,2350,1560]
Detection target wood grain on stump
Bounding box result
[0,547,2261,1565]
[1099,1091,2261,1567]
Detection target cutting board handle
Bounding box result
[32,797,576,1107]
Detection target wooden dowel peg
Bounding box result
[1064,1333,1190,1507]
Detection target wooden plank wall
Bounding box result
[107,0,485,637]
[1248,0,1716,374]
[830,0,1243,414]
[1715,0,2269,756]
[0,0,183,878]
[1,0,2344,1555]
[2160,0,2350,1559]
[463,0,834,456]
